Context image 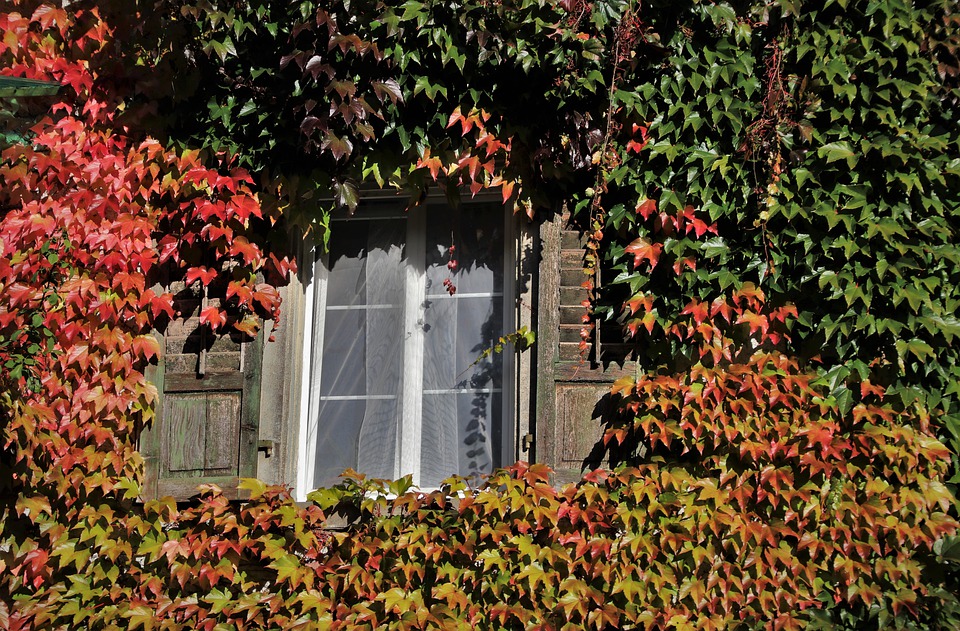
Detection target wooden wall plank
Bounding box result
[157,476,243,501]
[238,332,263,479]
[140,332,165,500]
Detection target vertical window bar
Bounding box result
[297,251,328,495]
[501,209,517,468]
[400,206,426,483]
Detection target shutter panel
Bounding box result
[141,289,262,501]
[537,210,631,484]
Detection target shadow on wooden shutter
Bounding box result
[141,287,262,501]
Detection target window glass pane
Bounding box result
[421,294,503,487]
[318,309,405,397]
[420,204,506,486]
[455,296,503,389]
[424,203,504,296]
[327,219,405,306]
[422,296,502,391]
[319,310,367,397]
[420,392,501,488]
[313,217,406,488]
[419,393,458,485]
[313,399,398,488]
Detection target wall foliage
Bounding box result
[2,0,960,629]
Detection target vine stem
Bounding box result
[581,4,631,362]
[593,5,627,215]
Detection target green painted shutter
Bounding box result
[141,289,262,501]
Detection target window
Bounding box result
[296,200,515,492]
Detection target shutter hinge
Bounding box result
[521,433,534,452]
[257,440,277,458]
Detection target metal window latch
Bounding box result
[257,440,277,458]
[522,433,534,451]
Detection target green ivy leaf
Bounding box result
[818,141,857,167]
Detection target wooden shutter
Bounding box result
[537,210,636,484]
[141,288,262,501]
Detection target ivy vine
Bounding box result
[2,0,960,628]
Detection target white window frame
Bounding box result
[294,198,517,499]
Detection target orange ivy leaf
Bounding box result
[636,198,657,219]
[624,293,653,315]
[681,300,709,326]
[624,237,662,270]
[233,315,260,337]
[199,306,227,331]
[736,311,769,337]
[611,376,635,396]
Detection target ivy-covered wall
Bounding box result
[2,0,960,628]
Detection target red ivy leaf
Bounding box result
[150,294,176,320]
[636,198,657,219]
[131,334,160,361]
[372,79,403,104]
[185,266,217,287]
[230,195,262,222]
[252,284,281,312]
[199,306,227,331]
[681,299,709,326]
[229,237,260,266]
[736,311,770,337]
[624,237,662,270]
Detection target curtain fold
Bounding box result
[356,224,404,477]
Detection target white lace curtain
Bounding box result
[306,206,504,489]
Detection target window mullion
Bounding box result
[400,207,426,483]
[297,251,327,498]
[501,210,517,468]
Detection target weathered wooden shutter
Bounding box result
[537,211,636,484]
[141,287,262,501]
